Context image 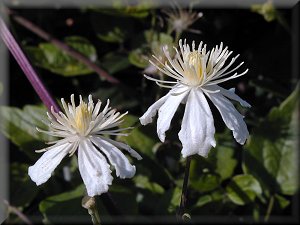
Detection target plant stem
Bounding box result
[0,17,60,113]
[4,200,33,225]
[177,156,192,221]
[5,8,119,84]
[264,195,274,222]
[82,196,101,225]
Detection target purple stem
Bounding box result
[6,8,120,84]
[0,17,60,113]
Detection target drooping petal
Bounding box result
[179,88,216,158]
[98,136,142,160]
[204,90,249,144]
[204,85,251,108]
[78,139,113,197]
[157,85,190,142]
[91,136,136,179]
[139,94,169,125]
[28,142,71,185]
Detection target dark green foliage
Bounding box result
[2,4,297,224]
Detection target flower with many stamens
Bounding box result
[140,39,251,158]
[163,6,203,34]
[28,95,142,197]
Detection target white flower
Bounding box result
[163,5,203,34]
[28,95,142,197]
[140,39,251,158]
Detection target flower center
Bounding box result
[184,51,205,86]
[74,103,92,135]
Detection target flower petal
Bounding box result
[78,139,113,197]
[157,85,190,142]
[204,90,249,144]
[205,85,251,108]
[28,142,71,185]
[139,94,169,125]
[179,89,216,158]
[98,136,142,160]
[91,136,136,179]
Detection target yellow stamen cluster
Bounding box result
[74,102,92,135]
[184,51,205,86]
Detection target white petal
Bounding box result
[139,94,169,125]
[91,136,136,179]
[78,139,113,197]
[204,90,249,144]
[157,85,190,142]
[98,136,142,160]
[205,85,251,108]
[28,142,71,185]
[179,89,216,158]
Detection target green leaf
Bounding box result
[191,173,220,193]
[39,185,85,213]
[92,1,151,18]
[100,52,130,74]
[135,154,173,188]
[226,174,262,205]
[128,49,149,68]
[243,85,299,196]
[208,146,238,181]
[26,36,97,76]
[116,115,172,186]
[0,105,54,158]
[150,33,174,53]
[117,115,157,158]
[97,27,126,43]
[274,194,290,209]
[92,86,139,110]
[154,187,181,214]
[10,163,39,207]
[133,175,164,194]
[195,195,213,208]
[39,185,90,223]
[129,32,174,68]
[91,11,135,44]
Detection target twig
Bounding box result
[5,8,120,84]
[264,195,274,222]
[4,200,33,225]
[0,17,60,113]
[176,156,192,221]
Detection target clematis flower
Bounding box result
[140,39,251,158]
[163,5,203,34]
[28,95,142,197]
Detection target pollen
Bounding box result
[185,51,204,85]
[74,102,92,135]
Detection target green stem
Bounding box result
[264,195,274,222]
[82,196,101,225]
[176,156,192,221]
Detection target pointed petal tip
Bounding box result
[139,116,151,126]
[244,102,252,108]
[119,165,136,179]
[211,139,217,148]
[158,131,166,142]
[28,165,48,186]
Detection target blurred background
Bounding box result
[0,0,299,224]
